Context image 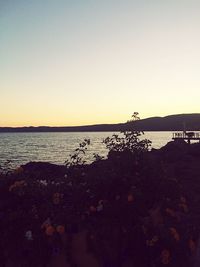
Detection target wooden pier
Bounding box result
[172,132,200,144]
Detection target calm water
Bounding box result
[0,132,172,169]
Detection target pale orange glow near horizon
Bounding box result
[1,0,200,127]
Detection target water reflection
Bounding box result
[0,132,172,169]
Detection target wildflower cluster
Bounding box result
[52,192,63,205]
[9,180,27,192]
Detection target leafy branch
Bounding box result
[65,138,91,167]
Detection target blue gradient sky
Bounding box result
[1,0,200,126]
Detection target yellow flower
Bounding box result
[45,225,55,236]
[161,249,170,265]
[127,194,134,202]
[9,180,26,192]
[189,239,196,253]
[56,225,65,234]
[54,192,60,198]
[53,192,60,204]
[41,218,51,229]
[146,236,159,247]
[170,227,180,242]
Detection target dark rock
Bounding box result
[21,162,67,179]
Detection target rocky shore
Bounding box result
[1,139,200,267]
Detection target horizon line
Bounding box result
[1,113,200,128]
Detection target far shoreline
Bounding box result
[1,113,200,132]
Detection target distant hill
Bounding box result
[0,124,124,133]
[126,113,200,131]
[0,113,200,132]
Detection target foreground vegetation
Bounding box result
[1,123,200,266]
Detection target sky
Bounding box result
[1,0,200,127]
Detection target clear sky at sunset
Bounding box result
[1,0,200,126]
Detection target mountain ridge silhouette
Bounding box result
[1,113,200,132]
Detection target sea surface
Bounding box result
[0,131,173,169]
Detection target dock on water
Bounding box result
[172,131,200,144]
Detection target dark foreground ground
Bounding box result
[1,140,200,267]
